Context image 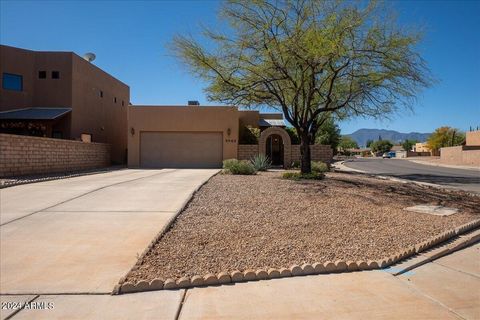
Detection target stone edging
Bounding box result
[0,167,124,189]
[112,170,221,295]
[115,215,480,294]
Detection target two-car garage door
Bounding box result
[140,132,223,168]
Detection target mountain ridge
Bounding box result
[346,129,431,147]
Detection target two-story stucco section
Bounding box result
[128,106,239,168]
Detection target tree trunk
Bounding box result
[300,134,312,174]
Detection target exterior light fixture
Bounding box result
[130,127,135,136]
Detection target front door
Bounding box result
[266,134,284,166]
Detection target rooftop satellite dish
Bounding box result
[83,52,96,62]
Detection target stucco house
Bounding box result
[0,45,129,164]
[1,45,332,172]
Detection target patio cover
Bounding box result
[0,107,72,120]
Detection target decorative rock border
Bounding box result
[115,217,480,294]
[0,166,123,189]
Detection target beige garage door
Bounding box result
[140,132,223,168]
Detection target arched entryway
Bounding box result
[259,127,291,168]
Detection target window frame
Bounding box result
[2,73,23,91]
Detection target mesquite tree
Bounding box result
[172,0,432,173]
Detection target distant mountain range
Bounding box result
[346,129,431,147]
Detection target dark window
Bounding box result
[38,71,47,79]
[2,73,23,91]
[122,100,124,106]
[114,97,117,103]
[100,90,103,98]
[52,71,60,79]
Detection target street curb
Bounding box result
[112,170,221,295]
[115,213,480,294]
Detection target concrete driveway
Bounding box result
[0,169,218,294]
[343,158,480,193]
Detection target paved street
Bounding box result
[343,158,480,193]
[0,169,218,295]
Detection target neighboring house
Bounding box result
[1,45,332,170]
[413,142,431,153]
[0,45,129,164]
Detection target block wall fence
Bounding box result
[238,144,333,164]
[0,133,111,177]
[440,145,480,167]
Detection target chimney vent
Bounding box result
[188,100,200,106]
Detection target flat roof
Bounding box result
[0,107,72,120]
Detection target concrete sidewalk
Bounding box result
[2,243,478,319]
[0,169,218,295]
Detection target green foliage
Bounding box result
[250,154,271,171]
[315,118,341,152]
[311,161,329,173]
[338,136,359,152]
[401,139,418,151]
[282,171,325,180]
[366,139,374,148]
[239,126,260,144]
[172,0,432,174]
[370,140,394,154]
[427,127,465,150]
[222,159,256,175]
[290,160,301,168]
[285,127,301,144]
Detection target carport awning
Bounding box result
[258,119,286,127]
[0,107,72,120]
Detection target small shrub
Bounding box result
[250,154,271,171]
[290,160,328,172]
[222,159,256,175]
[290,160,301,168]
[311,161,329,173]
[282,171,325,180]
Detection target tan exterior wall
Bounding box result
[128,106,239,167]
[0,45,129,164]
[466,130,480,146]
[259,113,283,120]
[238,144,333,164]
[238,110,259,129]
[0,133,110,177]
[238,145,259,160]
[71,55,129,164]
[291,145,333,164]
[440,145,480,166]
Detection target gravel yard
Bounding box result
[126,171,479,283]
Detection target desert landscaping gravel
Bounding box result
[126,171,480,282]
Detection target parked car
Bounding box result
[382,152,396,158]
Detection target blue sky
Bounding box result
[1,0,479,134]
